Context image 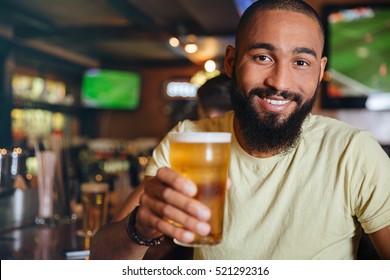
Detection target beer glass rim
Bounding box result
[81,182,109,193]
[168,132,231,143]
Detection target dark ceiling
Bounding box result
[0,0,247,69]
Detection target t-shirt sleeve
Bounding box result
[144,131,174,177]
[144,137,170,177]
[349,131,390,234]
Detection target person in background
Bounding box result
[196,74,232,119]
[90,0,390,260]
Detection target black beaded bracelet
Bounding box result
[126,206,164,246]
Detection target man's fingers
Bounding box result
[136,167,214,242]
[156,167,197,196]
[140,192,211,235]
[144,172,211,221]
[149,196,211,236]
[160,187,211,221]
[137,205,196,243]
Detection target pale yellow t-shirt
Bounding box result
[145,111,390,259]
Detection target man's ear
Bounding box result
[319,56,328,82]
[224,45,236,78]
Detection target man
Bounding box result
[197,74,232,119]
[91,0,390,259]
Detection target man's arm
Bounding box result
[369,224,390,259]
[89,180,149,260]
[90,216,150,259]
[90,169,212,259]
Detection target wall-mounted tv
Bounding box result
[81,69,141,110]
[321,4,390,110]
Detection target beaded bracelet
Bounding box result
[126,205,164,246]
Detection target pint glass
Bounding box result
[168,132,231,246]
[78,182,109,237]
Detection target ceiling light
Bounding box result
[184,43,198,54]
[204,60,216,72]
[169,37,180,47]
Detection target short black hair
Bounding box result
[235,0,325,53]
[197,74,232,113]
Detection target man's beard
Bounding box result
[231,78,317,155]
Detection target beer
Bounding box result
[79,182,109,237]
[169,132,231,246]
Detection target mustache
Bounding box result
[248,87,303,104]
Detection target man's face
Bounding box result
[225,10,327,154]
[230,75,318,154]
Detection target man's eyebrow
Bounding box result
[248,44,318,58]
[293,47,317,58]
[248,43,276,52]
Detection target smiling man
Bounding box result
[227,6,327,157]
[91,0,390,260]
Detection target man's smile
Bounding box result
[263,97,290,106]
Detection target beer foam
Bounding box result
[81,182,109,193]
[169,132,231,143]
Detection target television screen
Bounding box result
[321,4,390,109]
[81,69,141,110]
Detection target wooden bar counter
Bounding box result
[0,220,193,260]
[0,220,90,260]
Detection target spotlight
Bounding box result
[169,37,180,47]
[204,60,216,72]
[184,43,198,54]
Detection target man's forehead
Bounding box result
[241,9,324,50]
[248,9,319,26]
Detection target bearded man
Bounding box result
[91,0,390,260]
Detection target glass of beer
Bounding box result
[77,182,109,237]
[168,132,231,246]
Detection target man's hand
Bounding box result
[135,167,212,244]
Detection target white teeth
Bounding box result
[264,98,289,105]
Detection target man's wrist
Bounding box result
[126,205,164,246]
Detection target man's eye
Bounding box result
[296,60,309,66]
[254,55,270,62]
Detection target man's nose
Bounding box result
[263,63,293,92]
